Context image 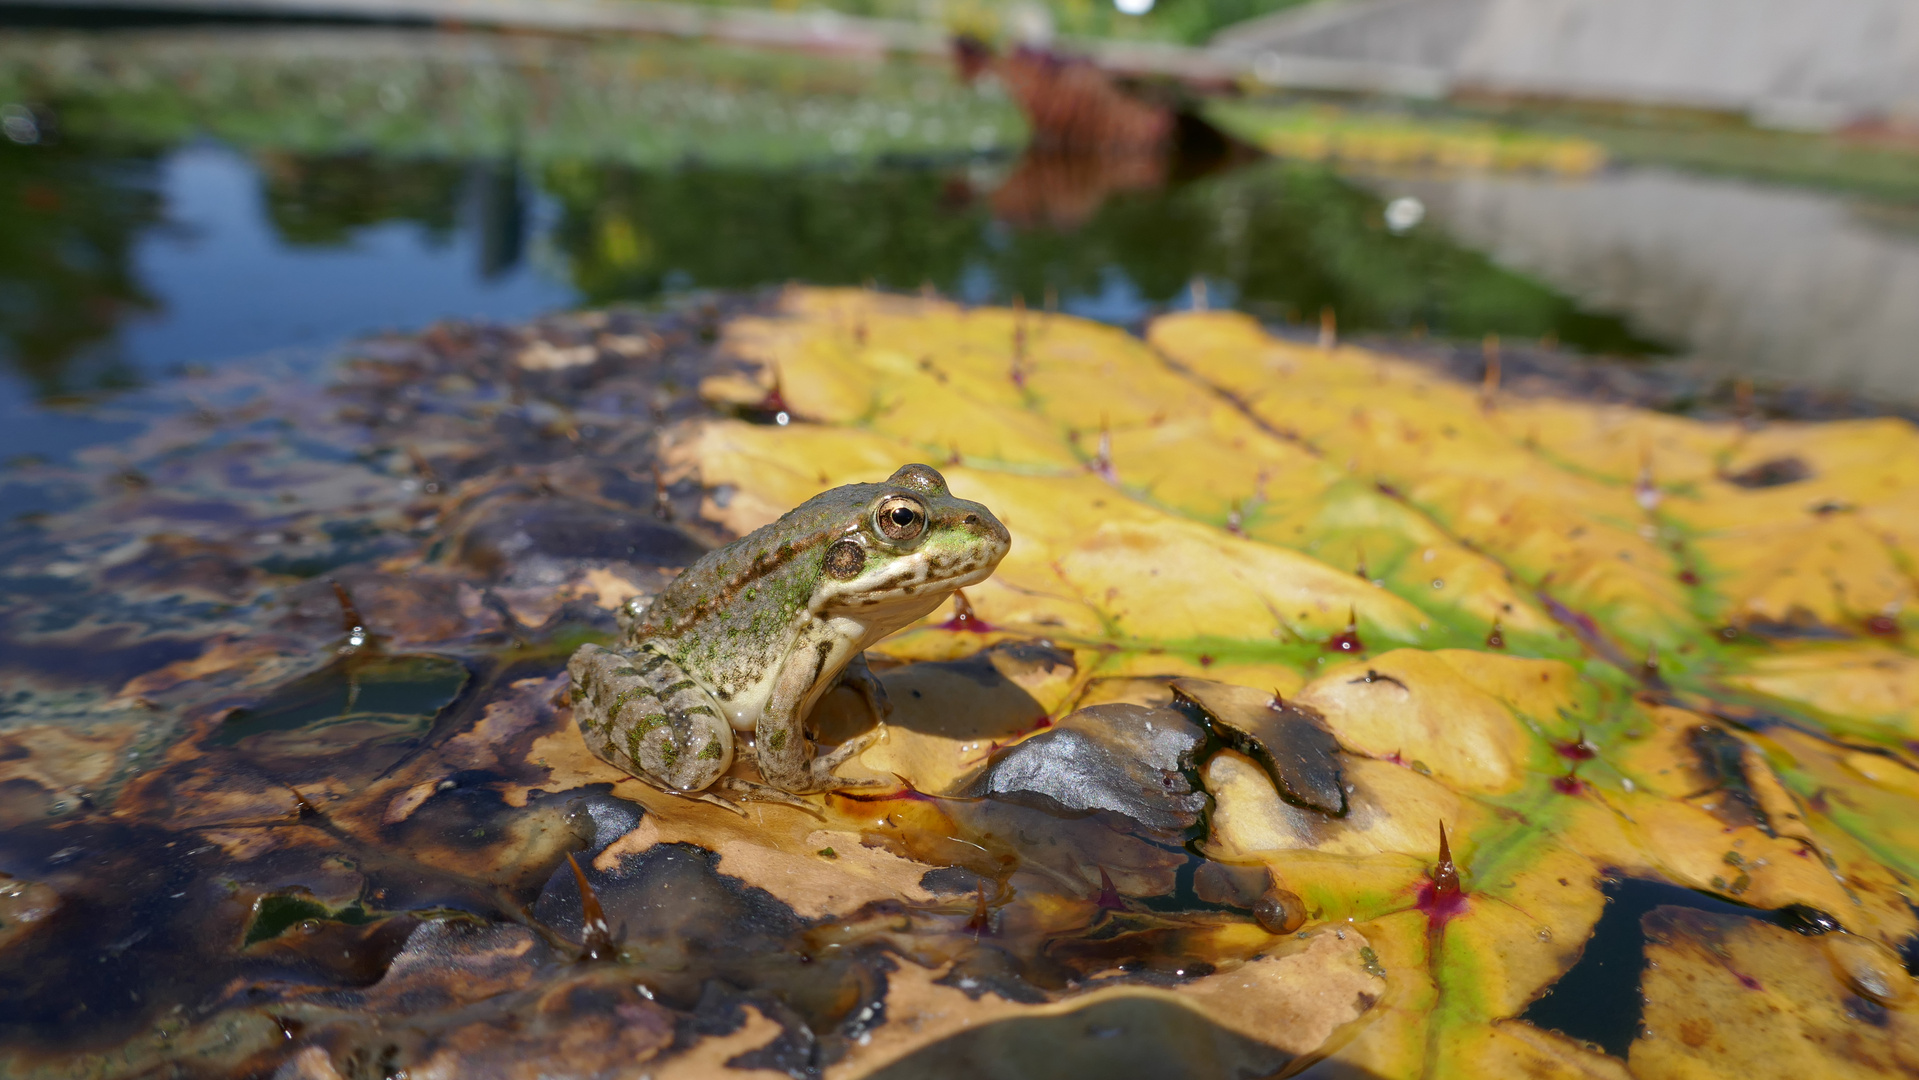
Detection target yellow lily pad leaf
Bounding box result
[1726,643,1919,740]
[1493,396,1734,489]
[1103,411,1329,524]
[1401,467,1691,651]
[1069,674,1185,711]
[1149,309,1701,652]
[721,322,879,424]
[1315,910,1437,1077]
[1045,517,1421,648]
[1691,513,1913,632]
[1093,652,1311,701]
[1443,1019,1633,1080]
[1249,477,1566,647]
[1629,907,1919,1079]
[1437,838,1605,1018]
[1204,749,1481,865]
[1142,309,1322,391]
[1756,726,1919,939]
[1723,418,1919,505]
[1589,708,1893,921]
[1293,650,1547,793]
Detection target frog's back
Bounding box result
[630,485,880,683]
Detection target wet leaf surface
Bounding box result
[961,703,1207,835]
[1,287,1915,1078]
[1630,907,1919,1078]
[1171,678,1347,816]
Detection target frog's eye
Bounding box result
[876,496,927,542]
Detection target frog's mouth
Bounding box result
[829,542,1006,613]
[820,498,1010,620]
[826,536,1009,619]
[917,546,1006,593]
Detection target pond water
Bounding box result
[9,25,1919,468]
[0,21,1728,466]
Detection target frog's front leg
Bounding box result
[836,652,892,725]
[755,646,888,795]
[568,643,733,794]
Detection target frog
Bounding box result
[567,463,1010,809]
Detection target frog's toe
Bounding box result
[679,788,748,816]
[806,747,896,794]
[847,673,892,720]
[717,777,827,818]
[810,724,886,773]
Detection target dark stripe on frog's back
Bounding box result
[627,483,884,687]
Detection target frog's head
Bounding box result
[816,463,1010,621]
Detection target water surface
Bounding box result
[4,21,1917,469]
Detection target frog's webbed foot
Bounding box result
[836,653,892,722]
[716,777,827,819]
[801,725,893,792]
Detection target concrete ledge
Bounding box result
[1,0,952,54]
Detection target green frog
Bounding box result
[567,463,1010,809]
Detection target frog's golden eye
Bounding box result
[875,496,926,542]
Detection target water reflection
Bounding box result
[3,134,1669,433]
[114,144,574,396]
[1372,168,1919,403]
[256,152,468,248]
[0,138,162,400]
[75,21,1919,473]
[1,21,1915,443]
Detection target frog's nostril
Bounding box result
[964,514,979,525]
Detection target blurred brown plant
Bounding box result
[997,47,1173,152]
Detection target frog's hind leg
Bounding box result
[568,643,734,795]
